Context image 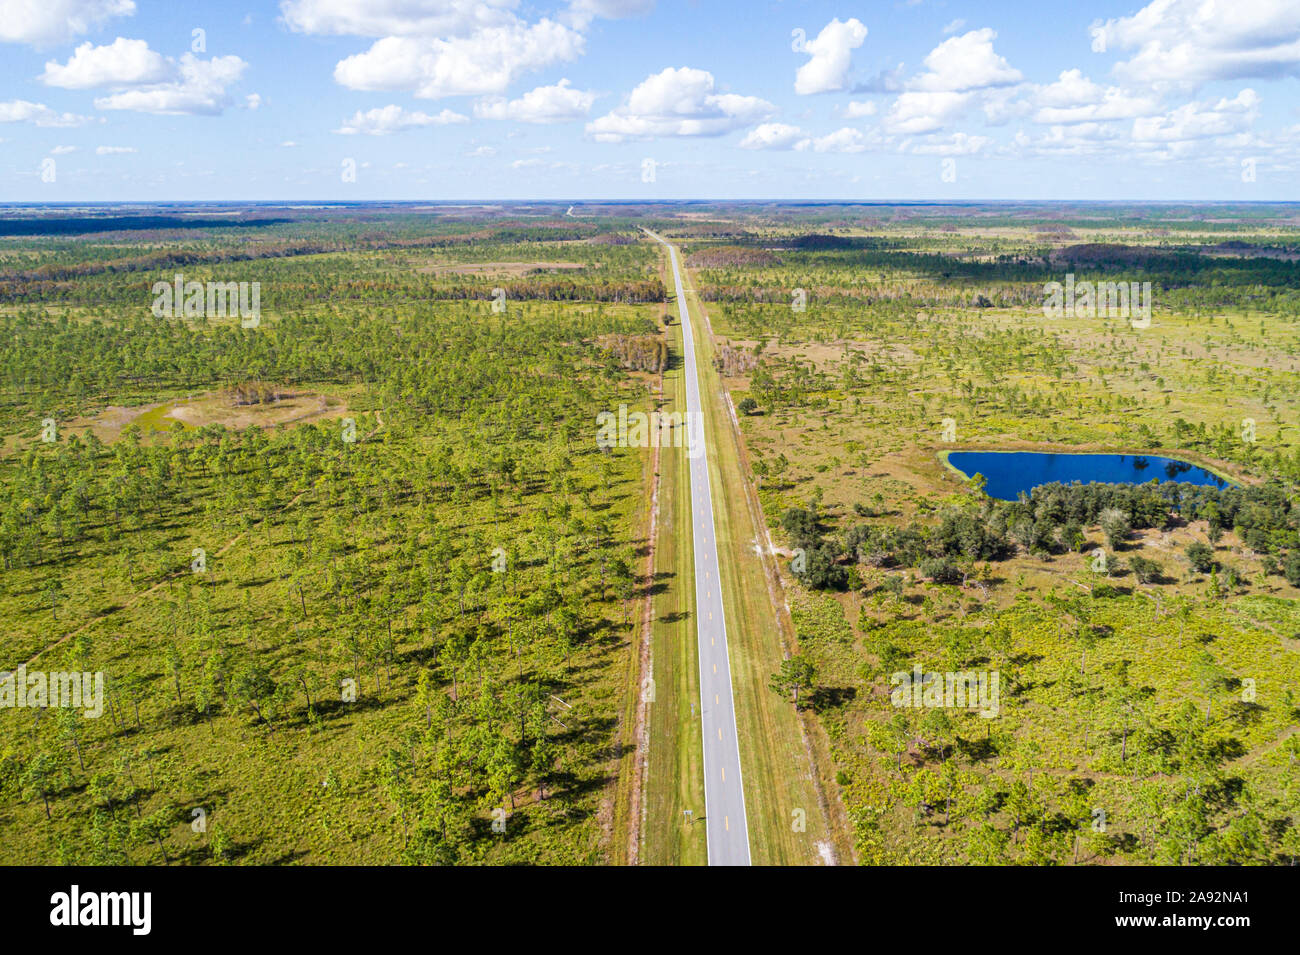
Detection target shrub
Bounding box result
[1129,554,1163,584]
[797,543,850,591]
[1099,507,1131,549]
[1060,520,1086,553]
[781,507,822,550]
[918,556,963,584]
[1186,542,1216,574]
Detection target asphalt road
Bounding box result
[647,229,752,866]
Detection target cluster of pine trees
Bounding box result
[778,480,1299,591]
[600,334,668,373]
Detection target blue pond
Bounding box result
[947,451,1231,501]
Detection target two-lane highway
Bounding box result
[646,229,751,866]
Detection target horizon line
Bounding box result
[2,198,1298,208]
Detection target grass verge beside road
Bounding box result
[675,248,845,864]
[641,315,708,865]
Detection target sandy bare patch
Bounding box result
[63,403,162,443]
[61,391,351,444]
[166,391,348,430]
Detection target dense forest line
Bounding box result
[0,217,628,297]
[0,239,661,310]
[779,480,1300,592]
[691,245,1300,317]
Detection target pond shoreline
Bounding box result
[938,444,1244,491]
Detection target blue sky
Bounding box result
[1,0,1298,201]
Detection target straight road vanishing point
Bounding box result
[647,229,751,866]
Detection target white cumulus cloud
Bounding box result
[909,28,1021,93]
[795,126,869,153]
[0,99,94,126]
[884,29,1021,134]
[1095,0,1300,85]
[794,17,868,95]
[586,66,774,141]
[280,0,516,38]
[40,37,175,88]
[886,90,973,134]
[334,104,469,134]
[92,53,250,115]
[1132,89,1261,144]
[1032,70,1159,124]
[739,122,806,149]
[475,79,597,123]
[334,19,583,98]
[0,0,134,46]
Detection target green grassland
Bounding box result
[670,204,1300,865]
[6,202,1299,867]
[0,212,671,864]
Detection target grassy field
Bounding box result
[0,211,673,864]
[4,201,1298,867]
[665,204,1300,865]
